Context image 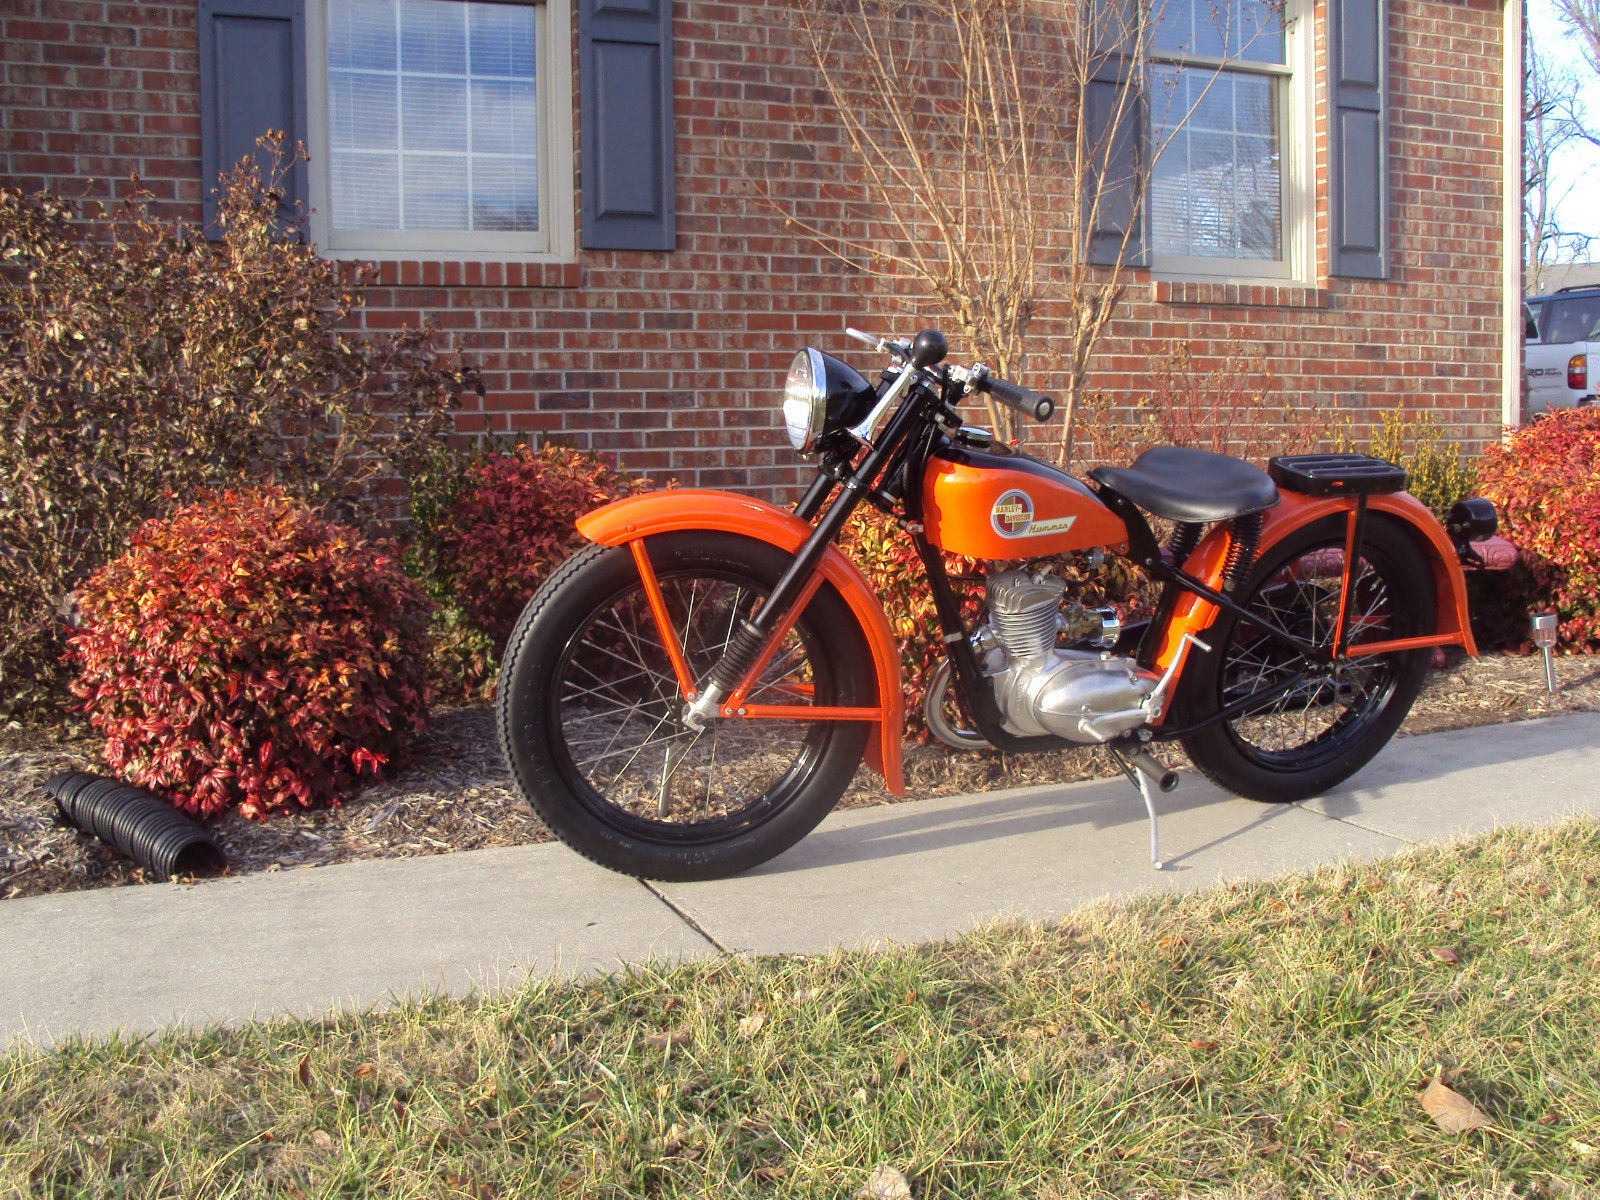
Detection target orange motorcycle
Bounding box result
[496,329,1497,879]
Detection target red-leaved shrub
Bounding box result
[1477,406,1600,652]
[437,445,651,643]
[70,487,433,819]
[840,509,982,739]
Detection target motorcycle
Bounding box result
[496,328,1499,879]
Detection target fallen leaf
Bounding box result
[296,1052,312,1088]
[858,1163,913,1199]
[751,1166,785,1182]
[1573,1139,1598,1156]
[1186,1039,1220,1052]
[1430,946,1462,965]
[738,1011,767,1038]
[1420,1077,1494,1134]
[645,1029,690,1051]
[353,1062,376,1080]
[307,1129,335,1152]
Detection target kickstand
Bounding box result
[1107,744,1170,871]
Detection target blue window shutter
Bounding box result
[1084,0,1148,268]
[580,0,676,252]
[1330,0,1388,278]
[198,0,306,239]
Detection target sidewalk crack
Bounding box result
[1291,803,1420,846]
[639,881,732,954]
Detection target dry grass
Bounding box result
[3,820,1599,1198]
[3,652,1597,902]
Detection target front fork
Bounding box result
[670,398,929,731]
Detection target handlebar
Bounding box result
[845,328,1055,422]
[973,372,1055,422]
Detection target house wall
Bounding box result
[0,0,1508,495]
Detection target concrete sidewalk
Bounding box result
[5,712,1598,1048]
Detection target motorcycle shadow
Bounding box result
[759,770,1271,877]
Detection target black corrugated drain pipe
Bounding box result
[45,772,226,881]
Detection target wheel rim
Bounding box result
[1220,544,1406,769]
[550,567,838,844]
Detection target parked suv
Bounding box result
[1525,285,1600,417]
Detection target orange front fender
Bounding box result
[1152,489,1478,675]
[577,489,906,795]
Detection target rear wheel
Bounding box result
[497,532,872,879]
[1172,516,1435,802]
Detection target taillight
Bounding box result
[1570,354,1588,391]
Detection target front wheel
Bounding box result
[1170,515,1435,803]
[496,531,873,880]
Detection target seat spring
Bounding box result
[1223,512,1266,592]
[1166,521,1203,566]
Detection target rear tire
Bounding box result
[496,532,873,880]
[1171,515,1435,803]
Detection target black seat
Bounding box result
[1089,446,1280,523]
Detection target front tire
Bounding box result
[496,532,873,880]
[1171,515,1435,803]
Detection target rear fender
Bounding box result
[577,489,906,795]
[1151,489,1477,674]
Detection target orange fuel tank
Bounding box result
[921,441,1129,559]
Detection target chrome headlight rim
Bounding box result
[782,347,829,452]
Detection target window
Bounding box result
[305,0,574,259]
[1147,0,1309,280]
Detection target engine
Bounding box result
[925,569,1163,748]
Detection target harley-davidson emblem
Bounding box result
[991,489,1034,536]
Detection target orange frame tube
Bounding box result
[577,489,906,795]
[1148,490,1478,721]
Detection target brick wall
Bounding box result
[1,0,1508,496]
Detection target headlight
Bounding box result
[780,347,877,452]
[782,348,827,452]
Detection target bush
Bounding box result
[401,438,501,703]
[434,445,652,645]
[1081,341,1330,469]
[0,137,475,724]
[69,487,433,819]
[1476,406,1600,652]
[840,509,983,740]
[1340,409,1476,519]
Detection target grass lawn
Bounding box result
[4,821,1599,1199]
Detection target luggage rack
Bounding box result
[1268,453,1407,497]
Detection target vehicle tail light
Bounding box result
[1570,354,1588,391]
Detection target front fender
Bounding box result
[1153,490,1478,672]
[577,490,906,795]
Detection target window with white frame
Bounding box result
[306,0,573,259]
[1147,0,1307,279]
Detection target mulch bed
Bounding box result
[4,651,1597,902]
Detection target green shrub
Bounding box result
[69,487,433,820]
[400,437,500,703]
[1355,409,1476,519]
[434,445,652,645]
[0,137,475,724]
[1477,406,1600,652]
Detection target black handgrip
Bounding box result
[978,374,1055,421]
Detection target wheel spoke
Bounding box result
[555,564,837,828]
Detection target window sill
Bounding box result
[1155,280,1330,310]
[349,260,583,289]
